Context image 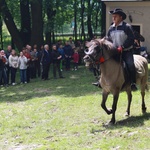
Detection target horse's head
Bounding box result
[83,39,101,67]
[83,38,115,67]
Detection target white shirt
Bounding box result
[9,55,19,68]
[18,56,28,70]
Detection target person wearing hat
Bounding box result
[107,8,137,91]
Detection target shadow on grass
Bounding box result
[91,113,150,134]
[115,112,150,127]
[0,66,100,103]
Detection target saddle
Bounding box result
[113,53,132,89]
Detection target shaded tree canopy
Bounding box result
[0,0,104,50]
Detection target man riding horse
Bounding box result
[84,8,148,124]
[108,8,137,91]
[93,8,138,91]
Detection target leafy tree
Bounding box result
[0,0,23,50]
[0,0,104,50]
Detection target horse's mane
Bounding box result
[100,38,121,62]
[85,38,121,62]
[99,37,114,50]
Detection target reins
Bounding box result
[93,45,122,86]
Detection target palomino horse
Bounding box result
[84,38,148,124]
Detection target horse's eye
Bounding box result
[85,48,89,52]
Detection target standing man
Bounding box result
[41,44,51,80]
[107,8,137,91]
[63,41,73,71]
[51,44,64,79]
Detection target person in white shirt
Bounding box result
[9,49,18,85]
[18,51,28,84]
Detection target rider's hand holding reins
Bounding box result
[117,46,123,53]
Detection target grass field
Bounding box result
[0,65,150,150]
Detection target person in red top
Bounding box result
[22,47,32,83]
[72,49,79,71]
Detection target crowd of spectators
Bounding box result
[0,37,84,87]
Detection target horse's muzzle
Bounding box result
[83,55,92,67]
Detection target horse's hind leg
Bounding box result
[125,89,132,116]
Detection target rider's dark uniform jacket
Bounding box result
[107,21,134,50]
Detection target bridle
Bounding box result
[86,45,112,65]
[85,43,123,87]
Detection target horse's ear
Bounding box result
[85,41,91,48]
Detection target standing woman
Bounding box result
[9,49,19,85]
[18,51,28,84]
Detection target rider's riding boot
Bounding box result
[92,81,101,88]
[131,83,138,91]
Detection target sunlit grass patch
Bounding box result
[0,65,150,149]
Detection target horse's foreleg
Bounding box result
[101,91,112,115]
[125,90,132,116]
[141,90,146,114]
[110,93,119,124]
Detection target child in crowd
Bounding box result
[72,48,79,71]
[18,51,28,84]
[9,49,18,85]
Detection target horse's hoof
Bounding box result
[107,108,113,115]
[124,112,130,117]
[142,107,147,114]
[103,122,113,127]
[105,121,115,127]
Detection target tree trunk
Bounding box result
[87,0,94,40]
[30,0,43,50]
[20,0,31,47]
[45,1,55,46]
[80,0,85,40]
[0,15,3,49]
[101,2,106,38]
[0,0,23,51]
[45,31,52,47]
[74,0,77,42]
[95,3,100,32]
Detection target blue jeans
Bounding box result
[65,57,71,70]
[20,69,27,83]
[0,67,7,85]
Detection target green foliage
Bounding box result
[1,0,103,47]
[43,0,102,34]
[6,0,21,29]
